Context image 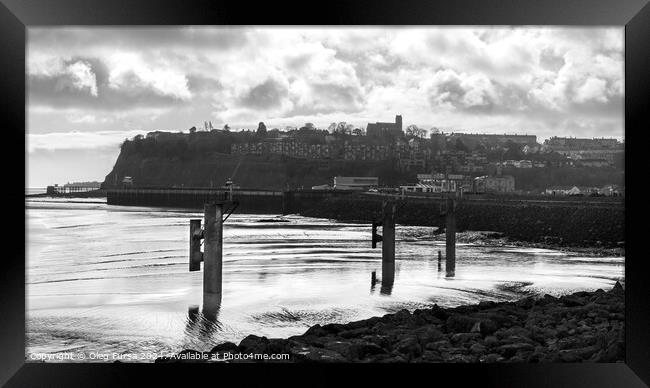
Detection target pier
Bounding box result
[107,187,353,214]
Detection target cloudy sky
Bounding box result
[27,26,624,187]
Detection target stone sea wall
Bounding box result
[298,196,625,248]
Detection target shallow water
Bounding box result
[25,198,624,362]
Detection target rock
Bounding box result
[320,323,345,334]
[470,343,487,355]
[497,343,535,358]
[478,300,497,310]
[303,324,327,337]
[484,336,499,347]
[479,353,505,363]
[610,281,624,296]
[395,336,422,359]
[450,332,481,344]
[421,350,443,362]
[556,325,570,338]
[298,347,346,362]
[339,327,371,338]
[446,315,479,333]
[425,340,449,351]
[429,304,449,320]
[210,342,240,354]
[239,335,269,353]
[348,342,387,360]
[561,296,585,307]
[415,325,444,344]
[361,334,390,349]
[267,338,291,354]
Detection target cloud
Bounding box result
[238,79,289,110]
[27,130,145,152]
[26,26,623,141]
[574,77,608,103]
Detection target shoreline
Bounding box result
[25,194,623,256]
[157,283,625,363]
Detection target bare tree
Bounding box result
[405,124,426,138]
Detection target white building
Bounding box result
[333,176,379,190]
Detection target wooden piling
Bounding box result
[203,203,224,309]
[381,201,396,291]
[438,249,442,272]
[189,219,202,271]
[445,197,456,277]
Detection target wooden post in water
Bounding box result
[203,202,223,316]
[445,197,456,277]
[381,201,396,293]
[189,219,202,271]
[438,250,442,272]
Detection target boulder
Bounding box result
[446,315,479,333]
[210,342,240,354]
[497,343,535,358]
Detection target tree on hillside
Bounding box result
[304,123,315,130]
[405,124,426,138]
[454,138,469,152]
[352,128,364,136]
[189,126,197,134]
[327,122,337,133]
[222,124,230,132]
[503,140,524,160]
[334,122,354,135]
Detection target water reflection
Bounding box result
[185,301,223,340]
[368,260,396,296]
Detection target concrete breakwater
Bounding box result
[106,188,353,214]
[156,283,625,363]
[298,196,625,248]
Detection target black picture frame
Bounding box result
[3,0,648,386]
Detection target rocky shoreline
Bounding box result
[156,282,625,363]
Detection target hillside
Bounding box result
[102,131,624,191]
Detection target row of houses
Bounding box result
[544,185,623,196]
[231,140,334,159]
[399,173,515,194]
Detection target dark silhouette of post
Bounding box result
[438,250,442,272]
[381,201,396,292]
[445,197,456,277]
[203,202,223,316]
[189,219,202,271]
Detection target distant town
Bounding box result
[88,114,625,197]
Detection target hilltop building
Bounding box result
[447,133,537,149]
[543,136,623,165]
[366,115,403,138]
[544,136,621,150]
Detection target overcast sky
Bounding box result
[27,26,624,187]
